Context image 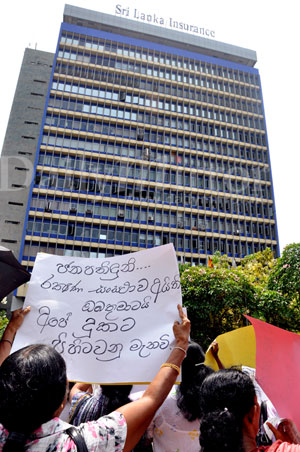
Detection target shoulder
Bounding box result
[80,411,127,451]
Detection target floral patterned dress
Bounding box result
[147,386,200,452]
[0,411,126,452]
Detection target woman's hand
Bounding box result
[173,304,190,349]
[8,306,31,333]
[210,340,219,358]
[208,339,224,369]
[267,419,300,444]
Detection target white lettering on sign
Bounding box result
[115,4,216,38]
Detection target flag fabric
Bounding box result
[245,315,300,431]
[204,326,256,370]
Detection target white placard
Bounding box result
[13,244,182,383]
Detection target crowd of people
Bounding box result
[0,305,300,452]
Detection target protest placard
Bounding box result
[12,244,182,384]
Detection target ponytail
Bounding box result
[200,409,243,452]
[177,341,213,421]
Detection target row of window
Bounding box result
[58,47,260,101]
[49,92,265,134]
[53,73,263,118]
[60,32,260,85]
[54,62,261,115]
[32,182,274,218]
[25,219,273,258]
[45,106,267,148]
[29,198,276,240]
[22,240,276,268]
[49,94,264,137]
[38,151,270,184]
[44,109,269,164]
[35,167,272,200]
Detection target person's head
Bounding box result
[101,384,133,415]
[181,340,205,380]
[0,344,67,452]
[199,368,256,452]
[177,341,214,421]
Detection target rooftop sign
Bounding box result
[115,4,215,39]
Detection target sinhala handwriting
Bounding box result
[51,332,170,361]
[88,274,181,304]
[37,306,72,333]
[56,257,139,281]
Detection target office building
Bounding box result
[1,4,279,278]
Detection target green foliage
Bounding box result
[181,246,300,348]
[181,265,256,348]
[240,248,276,288]
[255,288,300,331]
[209,251,232,269]
[0,310,8,339]
[178,262,191,275]
[268,243,300,300]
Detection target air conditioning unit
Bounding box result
[70,206,77,214]
[119,92,126,101]
[86,209,93,215]
[118,210,125,218]
[177,222,184,228]
[199,225,206,231]
[148,215,154,222]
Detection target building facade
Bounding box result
[1,4,279,277]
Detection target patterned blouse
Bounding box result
[0,411,127,451]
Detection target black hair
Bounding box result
[0,344,67,452]
[176,341,214,421]
[199,368,256,452]
[101,384,132,415]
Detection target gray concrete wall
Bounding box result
[0,48,54,262]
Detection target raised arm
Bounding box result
[209,340,224,369]
[117,304,190,452]
[0,306,31,365]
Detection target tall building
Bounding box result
[1,4,279,282]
